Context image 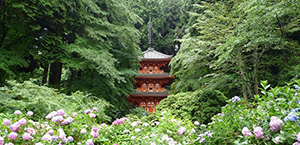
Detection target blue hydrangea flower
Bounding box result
[291,108,300,113]
[232,96,241,103]
[284,113,299,123]
[295,85,300,90]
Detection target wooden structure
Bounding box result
[128,18,174,113]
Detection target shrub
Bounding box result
[155,89,227,124]
[0,80,110,122]
[198,80,300,144]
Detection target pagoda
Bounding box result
[128,18,174,113]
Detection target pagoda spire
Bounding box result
[148,17,153,51]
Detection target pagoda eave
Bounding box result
[135,75,174,79]
[141,58,172,62]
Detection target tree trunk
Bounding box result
[49,61,62,85]
[253,49,259,95]
[42,64,49,84]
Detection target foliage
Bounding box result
[155,89,227,124]
[125,0,187,54]
[198,80,300,144]
[0,80,110,122]
[170,0,300,100]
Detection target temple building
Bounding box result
[128,18,174,113]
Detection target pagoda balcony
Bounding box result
[129,91,169,97]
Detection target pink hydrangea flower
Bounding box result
[9,122,20,132]
[45,111,57,119]
[92,126,99,132]
[14,110,22,115]
[67,136,74,142]
[86,139,94,145]
[72,112,78,118]
[42,134,51,141]
[81,129,87,134]
[293,142,300,145]
[0,136,4,145]
[92,107,98,112]
[27,111,33,116]
[89,113,96,118]
[26,128,36,135]
[2,119,11,126]
[253,127,264,139]
[52,116,63,123]
[8,132,18,140]
[296,132,300,142]
[242,127,253,137]
[113,118,124,125]
[84,109,92,114]
[58,128,66,140]
[22,133,31,141]
[269,116,283,132]
[35,143,43,145]
[275,136,280,144]
[5,142,14,145]
[57,109,65,116]
[91,131,99,138]
[66,117,73,123]
[18,118,27,126]
[177,127,186,136]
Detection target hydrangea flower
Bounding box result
[5,142,14,145]
[89,113,96,118]
[52,116,64,123]
[84,109,92,114]
[194,121,200,126]
[86,139,94,145]
[57,109,65,116]
[35,143,44,145]
[199,138,205,143]
[46,111,57,119]
[92,107,98,112]
[275,136,280,144]
[296,132,300,142]
[177,127,186,136]
[253,127,264,139]
[2,119,10,126]
[14,110,22,115]
[72,112,78,118]
[131,136,136,140]
[269,116,283,132]
[22,132,31,140]
[113,118,125,125]
[134,128,141,132]
[295,85,300,90]
[51,135,58,141]
[42,134,51,141]
[231,96,241,103]
[0,136,4,145]
[27,111,33,116]
[9,122,20,132]
[294,142,300,145]
[91,131,99,138]
[284,112,299,123]
[81,129,87,134]
[67,136,74,142]
[242,127,253,137]
[18,118,27,126]
[8,132,18,140]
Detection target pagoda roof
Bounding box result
[137,73,172,78]
[130,91,169,97]
[141,49,173,60]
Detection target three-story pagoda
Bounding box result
[128,18,174,113]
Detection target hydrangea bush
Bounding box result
[197,80,300,144]
[0,108,209,144]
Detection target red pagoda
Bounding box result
[128,18,174,113]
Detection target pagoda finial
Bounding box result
[148,17,153,51]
